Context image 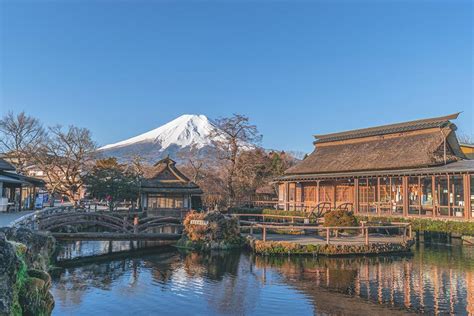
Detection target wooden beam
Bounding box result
[464,174,471,220]
[403,176,408,217]
[354,178,359,214]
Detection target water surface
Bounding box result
[51,239,474,315]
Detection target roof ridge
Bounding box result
[314,113,460,144]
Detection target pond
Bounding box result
[51,238,474,315]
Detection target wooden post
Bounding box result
[133,216,138,234]
[403,227,406,242]
[408,224,412,239]
[335,229,339,238]
[284,182,289,211]
[326,228,330,245]
[354,178,359,214]
[365,228,369,245]
[361,221,365,236]
[464,174,471,220]
[263,226,267,242]
[250,226,253,236]
[123,217,128,231]
[377,177,381,215]
[403,176,409,217]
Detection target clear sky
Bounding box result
[1,0,472,153]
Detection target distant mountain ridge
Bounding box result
[98,114,225,163]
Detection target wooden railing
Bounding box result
[240,221,412,245]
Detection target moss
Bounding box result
[11,243,28,316]
[8,240,55,316]
[356,216,474,236]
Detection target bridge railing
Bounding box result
[9,206,76,229]
[240,221,413,245]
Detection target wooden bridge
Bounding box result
[10,206,183,242]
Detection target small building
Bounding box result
[0,158,45,212]
[141,157,203,218]
[276,113,474,221]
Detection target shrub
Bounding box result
[323,209,358,228]
[356,216,474,236]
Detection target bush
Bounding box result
[356,216,474,236]
[323,209,358,227]
[183,211,241,243]
[228,207,307,218]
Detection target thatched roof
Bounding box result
[285,113,467,176]
[141,157,202,194]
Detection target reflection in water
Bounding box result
[51,241,474,315]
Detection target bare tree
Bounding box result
[458,133,474,145]
[178,147,206,183]
[33,125,96,204]
[211,114,262,206]
[0,111,46,173]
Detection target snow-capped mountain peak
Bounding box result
[100,114,219,151]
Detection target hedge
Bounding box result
[247,238,414,256]
[357,216,474,236]
[228,207,307,218]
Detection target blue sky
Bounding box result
[1,0,472,153]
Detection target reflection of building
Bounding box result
[276,113,474,221]
[141,157,202,217]
[0,158,45,211]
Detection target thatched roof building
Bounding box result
[285,113,465,176]
[141,157,202,217]
[276,113,474,221]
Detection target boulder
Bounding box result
[0,233,22,315]
[0,227,56,271]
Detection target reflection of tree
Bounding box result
[52,259,131,307]
[180,250,241,281]
[178,250,261,315]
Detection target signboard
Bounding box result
[190,219,209,226]
[35,194,44,209]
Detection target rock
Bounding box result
[0,227,56,271]
[0,233,22,315]
[0,228,56,316]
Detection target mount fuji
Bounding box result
[98,114,226,163]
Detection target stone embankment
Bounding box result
[0,228,56,316]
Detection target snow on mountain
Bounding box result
[98,114,226,162]
[100,114,219,151]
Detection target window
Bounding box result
[303,184,317,208]
[420,176,434,215]
[471,175,474,218]
[408,177,420,215]
[147,195,185,209]
[435,176,449,216]
[319,184,334,205]
[379,178,392,214]
[392,177,404,215]
[358,179,376,213]
[451,175,464,217]
[335,184,353,206]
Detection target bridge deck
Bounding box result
[52,232,181,241]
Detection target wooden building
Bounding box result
[276,113,474,221]
[141,157,203,218]
[0,158,45,212]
